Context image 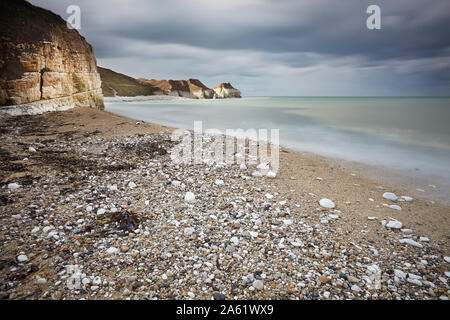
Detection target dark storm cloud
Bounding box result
[28,0,450,95]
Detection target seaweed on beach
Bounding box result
[119,140,169,157]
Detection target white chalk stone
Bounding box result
[184,227,195,236]
[8,183,21,191]
[399,239,423,248]
[386,220,402,229]
[106,247,119,255]
[266,171,277,178]
[252,171,263,177]
[17,255,28,262]
[128,181,137,189]
[383,192,398,202]
[319,199,335,209]
[185,192,196,203]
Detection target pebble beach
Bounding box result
[0,107,449,300]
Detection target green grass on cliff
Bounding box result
[98,67,155,97]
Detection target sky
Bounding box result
[29,0,450,96]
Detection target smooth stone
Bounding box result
[266,171,277,178]
[185,192,196,203]
[386,220,402,229]
[184,227,195,236]
[253,280,264,290]
[399,239,423,248]
[8,183,21,191]
[17,255,28,262]
[319,199,335,209]
[383,192,398,202]
[106,247,119,254]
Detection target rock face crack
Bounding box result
[39,68,45,100]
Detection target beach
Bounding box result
[0,106,449,300]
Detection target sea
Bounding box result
[106,96,450,203]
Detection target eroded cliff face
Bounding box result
[138,78,215,99]
[0,0,104,115]
[214,83,242,99]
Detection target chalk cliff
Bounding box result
[137,78,215,99]
[0,0,104,115]
[214,83,242,99]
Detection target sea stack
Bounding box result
[0,0,104,116]
[214,83,242,99]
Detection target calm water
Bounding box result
[106,96,450,192]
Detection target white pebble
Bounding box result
[253,280,264,290]
[185,192,196,203]
[128,181,137,188]
[184,227,195,236]
[106,247,119,255]
[383,192,398,202]
[8,183,21,191]
[386,220,402,229]
[17,255,28,262]
[319,199,335,209]
[399,239,423,248]
[266,171,277,178]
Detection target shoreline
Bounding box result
[0,107,449,300]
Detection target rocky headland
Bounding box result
[0,0,104,116]
[214,83,242,99]
[138,78,215,100]
[99,67,240,100]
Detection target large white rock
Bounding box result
[386,220,402,229]
[319,199,335,209]
[8,183,21,191]
[184,227,195,236]
[17,254,28,262]
[383,192,398,202]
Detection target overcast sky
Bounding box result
[29,0,450,96]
